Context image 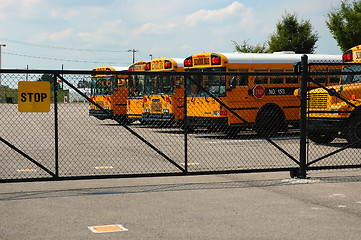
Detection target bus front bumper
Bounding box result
[307,118,348,132]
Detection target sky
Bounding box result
[0,0,344,70]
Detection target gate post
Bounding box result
[298,55,308,178]
[53,73,59,178]
[183,74,188,172]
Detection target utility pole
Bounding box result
[128,49,139,63]
[0,44,6,89]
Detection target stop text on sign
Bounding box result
[18,81,51,112]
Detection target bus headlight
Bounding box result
[105,106,109,110]
[213,111,220,116]
[91,106,95,110]
[144,108,150,113]
[163,108,169,113]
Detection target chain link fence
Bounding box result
[0,59,360,182]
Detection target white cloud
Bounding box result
[184,1,245,26]
[35,28,76,42]
[133,22,177,35]
[0,0,43,19]
[49,8,79,20]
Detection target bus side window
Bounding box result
[270,69,284,84]
[229,69,249,88]
[285,68,299,84]
[314,67,327,84]
[230,76,248,87]
[329,68,342,84]
[254,68,268,85]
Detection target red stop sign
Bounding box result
[253,85,265,99]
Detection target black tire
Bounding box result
[345,115,361,146]
[255,106,285,137]
[308,130,337,144]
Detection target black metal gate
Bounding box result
[0,60,360,183]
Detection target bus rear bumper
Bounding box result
[89,109,113,120]
[142,113,175,123]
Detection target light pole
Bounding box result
[128,49,139,63]
[0,44,6,89]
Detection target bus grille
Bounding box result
[308,93,328,109]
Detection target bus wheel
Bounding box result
[345,115,361,146]
[255,106,284,137]
[308,130,337,144]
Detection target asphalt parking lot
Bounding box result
[1,169,361,240]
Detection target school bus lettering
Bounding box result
[194,57,210,66]
[354,50,361,60]
[151,62,163,70]
[134,65,145,71]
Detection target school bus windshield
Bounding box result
[128,75,145,97]
[144,75,175,95]
[91,76,114,95]
[186,68,226,97]
[341,65,361,84]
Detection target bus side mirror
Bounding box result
[293,62,302,74]
[229,77,236,89]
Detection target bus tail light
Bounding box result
[352,94,356,100]
[164,60,172,69]
[165,96,170,102]
[338,108,348,116]
[184,58,192,67]
[211,54,221,65]
[106,97,110,101]
[220,110,227,116]
[143,96,147,103]
[212,57,220,64]
[127,100,130,106]
[145,63,151,70]
[342,50,352,62]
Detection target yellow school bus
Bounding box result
[142,58,184,125]
[127,61,148,123]
[89,66,128,121]
[307,45,361,144]
[183,52,341,136]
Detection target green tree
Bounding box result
[38,73,55,89]
[268,12,319,53]
[232,39,269,53]
[326,0,361,52]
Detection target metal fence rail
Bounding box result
[0,59,360,183]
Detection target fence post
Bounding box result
[184,74,188,172]
[299,55,308,178]
[53,73,59,178]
